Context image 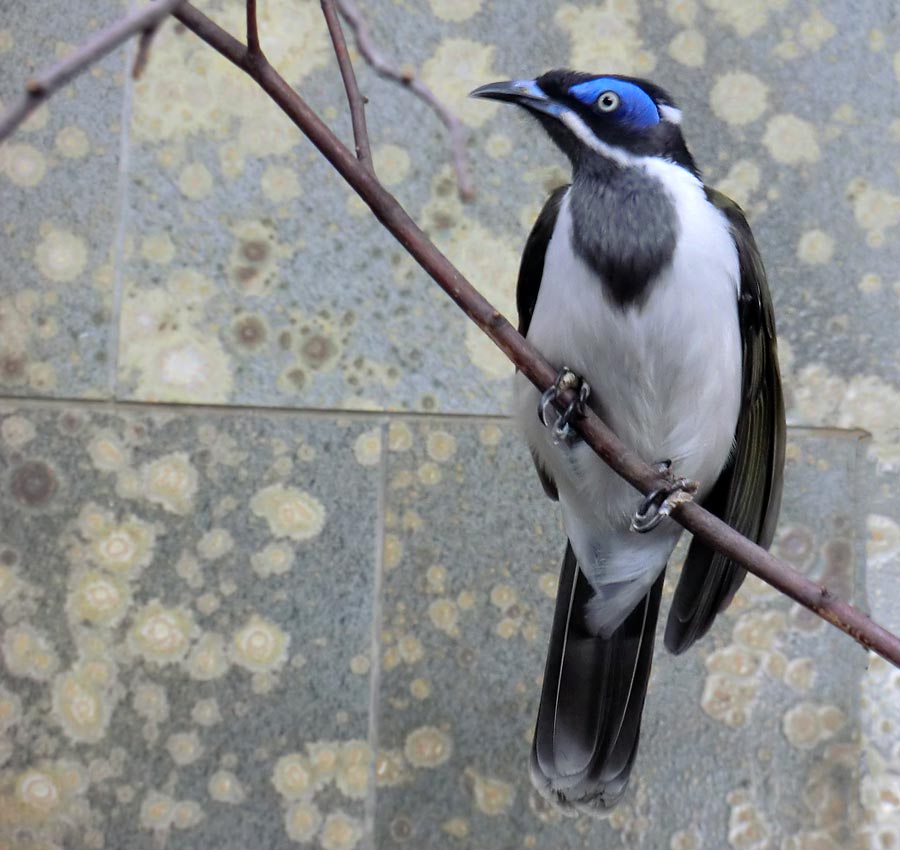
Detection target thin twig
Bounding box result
[321,0,373,172]
[0,0,184,143]
[132,27,158,79]
[334,0,474,200]
[172,0,900,669]
[246,0,261,57]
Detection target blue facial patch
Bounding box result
[568,77,660,128]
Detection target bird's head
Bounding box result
[471,70,696,174]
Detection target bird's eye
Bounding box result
[596,91,620,112]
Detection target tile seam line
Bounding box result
[855,428,872,848]
[363,417,388,847]
[0,394,513,423]
[105,1,138,398]
[0,394,873,440]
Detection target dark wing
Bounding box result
[664,187,786,655]
[531,543,663,813]
[517,185,569,338]
[518,185,569,501]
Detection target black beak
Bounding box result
[469,79,564,118]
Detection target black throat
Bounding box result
[567,157,679,308]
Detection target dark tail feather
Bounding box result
[663,540,745,655]
[531,542,664,814]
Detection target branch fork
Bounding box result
[0,0,185,140]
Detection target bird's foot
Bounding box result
[538,367,591,446]
[631,466,698,533]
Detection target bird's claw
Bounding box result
[631,473,698,533]
[538,367,591,445]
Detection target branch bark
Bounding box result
[333,0,474,200]
[246,0,261,57]
[131,27,158,80]
[172,0,900,669]
[321,0,373,172]
[0,0,184,142]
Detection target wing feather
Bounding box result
[664,187,786,654]
[518,185,569,338]
[518,186,569,501]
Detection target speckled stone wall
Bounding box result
[1,0,898,848]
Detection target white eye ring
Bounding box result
[597,91,620,112]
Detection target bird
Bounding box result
[470,71,785,814]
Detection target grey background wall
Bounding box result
[0,0,898,848]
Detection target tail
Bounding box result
[530,542,664,814]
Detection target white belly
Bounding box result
[515,167,742,628]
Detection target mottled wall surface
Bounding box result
[0,0,898,849]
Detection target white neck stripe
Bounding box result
[559,110,643,168]
[558,109,696,186]
[658,104,682,125]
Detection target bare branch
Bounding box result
[0,0,184,143]
[173,0,900,668]
[247,0,262,57]
[132,26,158,80]
[321,0,373,172]
[334,0,474,200]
